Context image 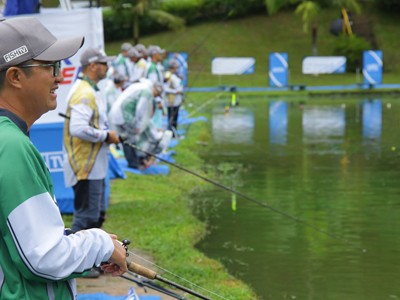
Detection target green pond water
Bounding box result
[192,95,400,300]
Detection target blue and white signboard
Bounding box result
[269,52,288,87]
[363,50,383,85]
[211,57,255,75]
[168,52,188,87]
[302,56,346,75]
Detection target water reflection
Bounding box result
[269,101,288,145]
[212,107,254,144]
[302,105,346,155]
[362,99,382,150]
[197,96,400,300]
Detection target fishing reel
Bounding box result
[121,239,131,257]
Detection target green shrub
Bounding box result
[332,35,371,73]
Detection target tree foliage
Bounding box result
[333,35,371,72]
[295,1,320,33]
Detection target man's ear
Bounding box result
[6,67,24,89]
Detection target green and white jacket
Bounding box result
[0,109,114,299]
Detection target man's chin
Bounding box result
[49,101,58,111]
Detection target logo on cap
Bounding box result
[4,46,29,63]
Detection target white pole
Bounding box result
[59,0,72,11]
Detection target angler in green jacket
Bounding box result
[0,17,127,299]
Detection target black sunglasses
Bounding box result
[18,61,62,77]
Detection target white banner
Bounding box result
[211,57,255,75]
[302,56,346,75]
[7,8,105,124]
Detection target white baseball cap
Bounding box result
[0,17,84,71]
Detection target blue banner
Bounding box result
[363,50,383,85]
[269,52,288,87]
[168,52,189,87]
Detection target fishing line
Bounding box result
[127,250,229,300]
[124,141,367,253]
[187,93,222,118]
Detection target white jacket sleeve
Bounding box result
[69,102,108,142]
[8,191,114,280]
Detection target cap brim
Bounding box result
[35,36,85,61]
[98,56,116,63]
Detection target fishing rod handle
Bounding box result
[127,261,157,279]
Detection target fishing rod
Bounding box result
[123,141,367,252]
[119,240,214,300]
[121,271,188,299]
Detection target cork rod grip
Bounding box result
[127,261,157,279]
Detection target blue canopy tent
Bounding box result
[3,0,40,16]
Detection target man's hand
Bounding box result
[106,130,120,145]
[101,234,128,276]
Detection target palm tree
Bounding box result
[111,0,184,45]
[295,1,320,55]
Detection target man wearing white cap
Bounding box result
[126,47,142,87]
[63,47,120,238]
[0,17,127,299]
[164,59,184,137]
[146,45,167,131]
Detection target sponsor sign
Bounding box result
[302,56,346,75]
[363,50,383,85]
[269,52,288,87]
[211,57,255,75]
